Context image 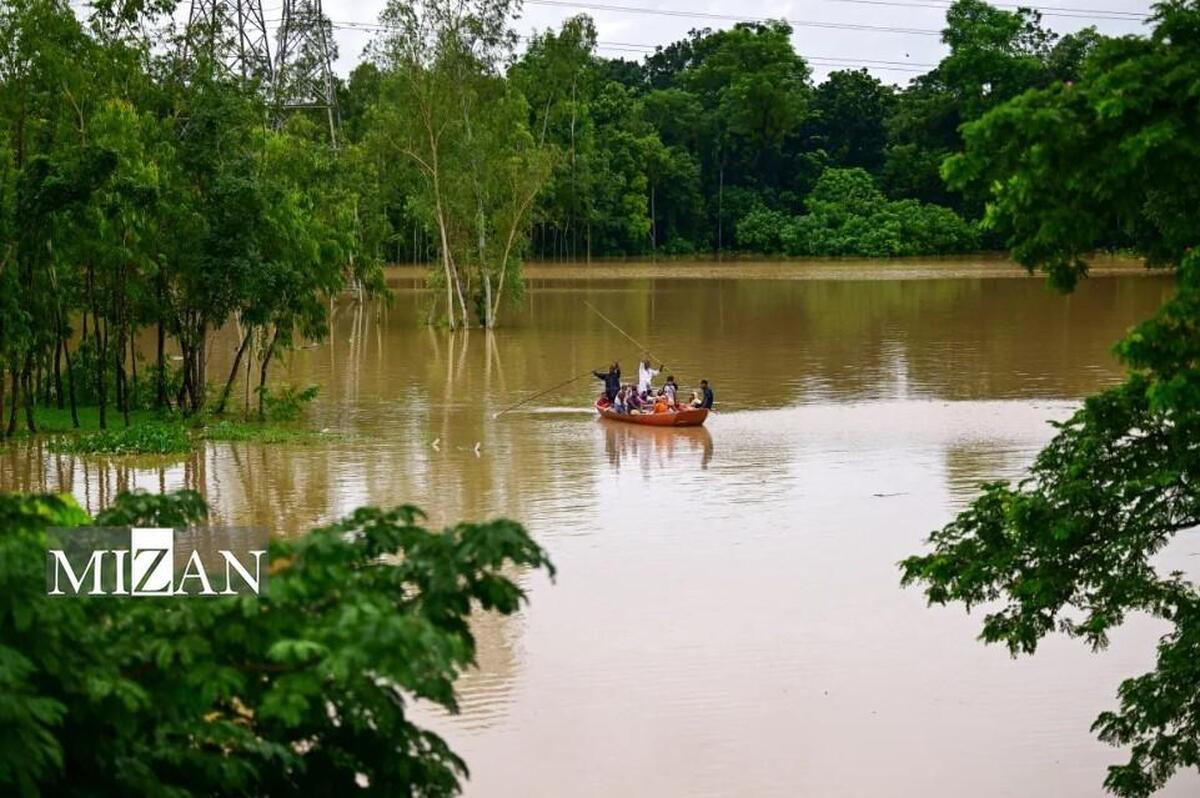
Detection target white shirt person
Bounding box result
[638,359,661,393]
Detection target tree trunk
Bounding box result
[115,317,128,427]
[88,263,107,430]
[21,352,35,433]
[717,161,724,255]
[155,277,167,410]
[94,311,107,431]
[257,325,281,419]
[53,335,64,409]
[176,339,190,412]
[435,206,457,329]
[482,273,494,330]
[6,368,19,437]
[62,332,79,428]
[128,327,137,420]
[216,327,253,414]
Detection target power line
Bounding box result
[326,20,934,74]
[838,0,1145,19]
[519,1,946,36]
[519,0,1147,34]
[584,36,939,68]
[524,0,1148,23]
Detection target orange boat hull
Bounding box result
[594,399,709,427]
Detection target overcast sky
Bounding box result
[315,0,1154,84]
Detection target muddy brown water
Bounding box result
[3,258,1196,796]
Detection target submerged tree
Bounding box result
[369,0,550,329]
[902,2,1200,795]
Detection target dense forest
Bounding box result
[0,0,1139,434]
[338,0,1106,262]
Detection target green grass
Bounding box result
[48,420,193,455]
[26,405,162,434]
[22,405,330,455]
[200,419,329,444]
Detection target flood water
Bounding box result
[3,258,1197,797]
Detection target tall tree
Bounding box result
[809,69,896,173]
[371,0,549,328]
[885,0,1064,209]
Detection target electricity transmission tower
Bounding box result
[275,0,341,145]
[181,0,274,86]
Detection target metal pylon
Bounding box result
[275,0,340,145]
[182,0,274,86]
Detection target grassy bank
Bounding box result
[15,406,329,456]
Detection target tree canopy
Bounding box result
[902,2,1200,794]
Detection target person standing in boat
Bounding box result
[594,362,620,403]
[638,358,662,394]
[699,379,714,409]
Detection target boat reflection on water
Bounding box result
[601,420,714,473]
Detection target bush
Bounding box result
[0,489,553,796]
[257,384,319,422]
[48,421,193,455]
[735,207,792,253]
[777,167,979,257]
[805,167,887,221]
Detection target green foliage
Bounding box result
[735,207,792,253]
[256,384,320,423]
[200,420,327,445]
[883,0,1077,212]
[0,488,553,796]
[48,420,192,455]
[0,0,380,436]
[809,69,896,172]
[735,168,978,256]
[368,0,551,329]
[905,2,1200,793]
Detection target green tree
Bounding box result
[371,0,549,328]
[0,488,553,796]
[809,69,896,173]
[903,2,1200,795]
[884,0,1071,210]
[683,22,811,199]
[734,167,977,256]
[511,15,600,261]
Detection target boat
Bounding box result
[594,396,709,427]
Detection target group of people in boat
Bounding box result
[594,359,713,415]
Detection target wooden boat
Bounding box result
[594,397,709,427]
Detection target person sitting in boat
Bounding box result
[653,391,669,414]
[613,385,628,414]
[688,391,702,408]
[699,379,714,409]
[626,386,644,414]
[594,362,621,403]
[663,375,679,404]
[638,359,662,394]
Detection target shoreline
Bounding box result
[384,254,1159,284]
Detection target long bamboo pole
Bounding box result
[492,369,597,419]
[582,300,666,367]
